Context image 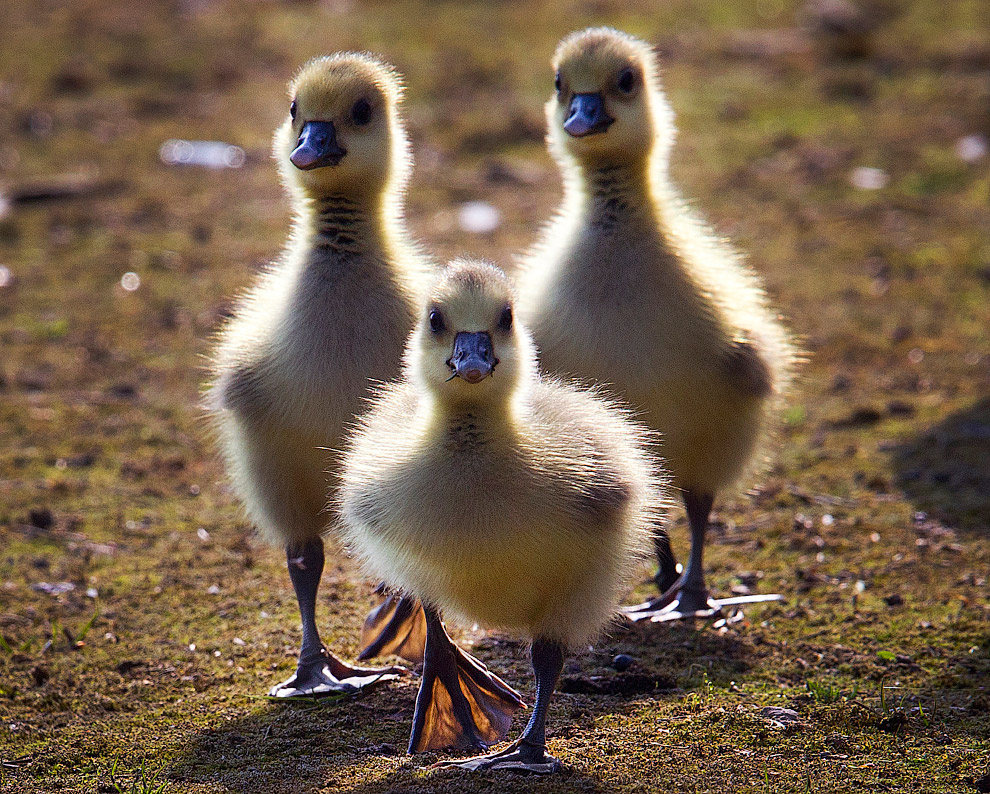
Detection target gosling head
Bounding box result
[411,259,535,410]
[274,53,409,199]
[548,27,674,169]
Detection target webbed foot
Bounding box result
[624,582,783,623]
[410,610,525,752]
[268,646,402,698]
[434,737,561,774]
[358,591,427,664]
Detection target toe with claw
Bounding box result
[434,738,561,775]
[269,646,402,698]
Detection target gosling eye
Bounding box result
[429,309,446,334]
[497,306,513,332]
[351,98,372,125]
[289,99,297,120]
[554,71,562,94]
[617,68,636,94]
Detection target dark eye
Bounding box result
[351,98,372,125]
[554,71,562,94]
[497,306,512,332]
[429,309,445,334]
[290,100,297,120]
[617,68,636,94]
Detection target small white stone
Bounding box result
[159,139,245,169]
[120,272,140,292]
[85,587,99,599]
[197,527,210,541]
[821,514,834,527]
[457,201,501,234]
[849,166,889,190]
[956,134,988,163]
[207,584,220,595]
[233,637,246,646]
[0,265,12,288]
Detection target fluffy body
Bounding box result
[517,28,797,496]
[208,53,429,548]
[338,261,665,648]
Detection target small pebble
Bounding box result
[611,653,634,672]
[457,201,501,234]
[759,706,801,727]
[849,166,889,190]
[30,581,74,596]
[956,134,988,163]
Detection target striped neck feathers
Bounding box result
[566,161,656,232]
[298,191,408,262]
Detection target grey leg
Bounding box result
[625,489,782,623]
[674,490,716,613]
[268,538,403,698]
[438,638,564,774]
[652,531,681,593]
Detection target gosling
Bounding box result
[208,53,431,697]
[338,259,667,772]
[517,28,797,621]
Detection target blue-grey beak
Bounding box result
[563,93,614,137]
[290,120,347,170]
[448,332,498,384]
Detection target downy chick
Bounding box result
[517,28,797,621]
[338,259,667,772]
[208,53,430,697]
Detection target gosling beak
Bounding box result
[290,120,347,170]
[448,332,498,384]
[563,93,614,138]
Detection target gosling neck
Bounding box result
[295,189,383,261]
[570,158,655,232]
[292,177,408,264]
[427,392,518,450]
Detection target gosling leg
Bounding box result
[408,605,525,753]
[651,530,681,593]
[437,638,564,774]
[269,538,403,698]
[626,489,782,622]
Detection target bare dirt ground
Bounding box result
[0,1,988,792]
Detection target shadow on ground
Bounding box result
[166,685,605,793]
[891,397,990,533]
[167,623,748,792]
